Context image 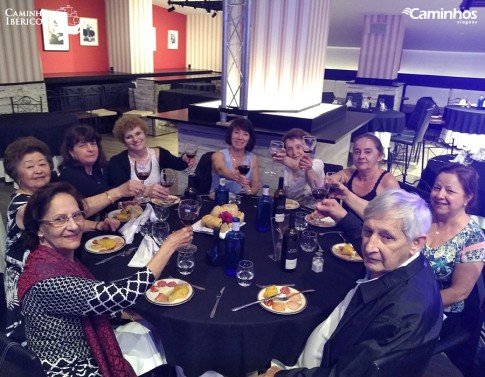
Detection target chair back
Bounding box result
[322,92,335,104]
[365,339,437,377]
[10,96,43,113]
[324,163,343,175]
[0,333,46,377]
[194,151,215,194]
[407,97,439,131]
[346,92,363,108]
[413,107,434,145]
[398,181,430,203]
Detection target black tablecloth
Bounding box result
[367,109,406,133]
[443,106,485,134]
[0,112,78,158]
[419,154,485,217]
[78,197,364,377]
[158,89,220,113]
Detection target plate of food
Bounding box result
[305,213,336,228]
[108,203,143,222]
[145,278,194,306]
[85,235,126,254]
[151,195,180,207]
[285,199,300,210]
[331,243,363,262]
[257,285,307,315]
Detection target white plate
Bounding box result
[151,195,180,207]
[285,199,300,210]
[107,209,129,222]
[85,235,126,254]
[305,214,336,228]
[257,286,307,315]
[145,278,194,306]
[192,220,246,239]
[331,243,363,262]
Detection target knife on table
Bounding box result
[210,286,225,318]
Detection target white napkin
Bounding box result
[128,235,158,267]
[119,204,158,244]
[192,220,246,239]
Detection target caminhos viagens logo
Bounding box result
[402,7,479,25]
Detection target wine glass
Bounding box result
[178,199,201,251]
[302,136,317,155]
[134,159,152,203]
[184,140,198,174]
[160,168,177,191]
[237,155,251,194]
[310,177,330,214]
[268,140,284,175]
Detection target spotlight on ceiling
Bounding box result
[168,5,176,12]
[211,11,217,18]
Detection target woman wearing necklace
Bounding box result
[108,115,195,199]
[211,117,260,194]
[59,125,146,217]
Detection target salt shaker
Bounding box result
[312,252,324,273]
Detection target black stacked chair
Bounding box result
[388,107,434,183]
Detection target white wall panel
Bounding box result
[186,14,222,72]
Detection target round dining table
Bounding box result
[442,105,485,150]
[78,196,365,377]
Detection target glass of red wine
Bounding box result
[302,136,317,155]
[268,140,284,175]
[184,140,198,174]
[134,159,152,203]
[311,178,330,216]
[178,199,201,251]
[160,168,177,190]
[237,156,251,194]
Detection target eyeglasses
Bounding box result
[41,211,85,227]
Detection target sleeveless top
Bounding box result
[343,170,388,218]
[129,148,161,186]
[211,149,254,193]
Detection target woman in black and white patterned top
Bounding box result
[19,182,193,376]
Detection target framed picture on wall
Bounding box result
[79,17,98,46]
[41,9,70,51]
[168,30,178,50]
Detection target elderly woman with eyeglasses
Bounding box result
[18,182,192,376]
[3,137,140,345]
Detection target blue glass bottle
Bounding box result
[205,227,223,266]
[214,176,229,205]
[256,185,273,232]
[224,218,245,277]
[478,95,484,109]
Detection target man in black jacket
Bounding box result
[261,189,443,377]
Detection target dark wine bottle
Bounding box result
[280,212,299,272]
[256,185,273,232]
[184,174,197,200]
[214,176,229,205]
[224,218,245,277]
[273,177,286,223]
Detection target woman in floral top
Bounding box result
[424,163,485,375]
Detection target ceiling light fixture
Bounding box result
[168,5,176,12]
[166,0,223,13]
[211,11,217,18]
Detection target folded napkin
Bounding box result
[192,220,246,240]
[119,204,158,244]
[128,235,159,268]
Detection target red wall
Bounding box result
[153,6,186,69]
[35,0,109,74]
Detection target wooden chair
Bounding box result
[10,96,42,113]
[0,333,46,377]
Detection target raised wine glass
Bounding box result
[302,136,317,155]
[134,159,152,203]
[178,199,201,251]
[237,154,251,194]
[184,140,198,174]
[310,177,330,216]
[160,168,177,192]
[268,140,284,175]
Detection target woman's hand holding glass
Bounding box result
[183,140,198,174]
[314,198,348,223]
[134,159,152,203]
[298,154,313,171]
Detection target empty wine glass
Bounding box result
[152,221,170,247]
[160,168,177,191]
[184,140,198,174]
[302,136,317,155]
[134,159,152,203]
[268,140,284,175]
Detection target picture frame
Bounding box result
[41,9,70,51]
[168,30,178,50]
[79,17,98,46]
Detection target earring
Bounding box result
[464,202,468,207]
[38,233,45,242]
